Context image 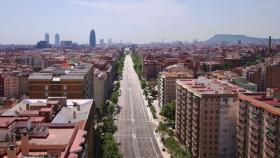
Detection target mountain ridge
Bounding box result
[204,34,280,44]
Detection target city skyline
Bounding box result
[0,0,280,44]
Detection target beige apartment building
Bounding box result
[237,92,280,158]
[176,77,246,158]
[93,69,109,108]
[29,63,93,99]
[158,64,194,107]
[0,72,19,98]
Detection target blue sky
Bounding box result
[0,0,279,44]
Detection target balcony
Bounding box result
[249,113,260,121]
[265,122,276,132]
[264,138,276,149]
[192,126,198,133]
[248,150,258,158]
[187,104,192,111]
[264,149,276,158]
[248,136,259,145]
[265,132,276,140]
[249,121,260,130]
[192,137,198,146]
[186,125,192,133]
[193,102,199,109]
[186,132,192,139]
[236,133,244,141]
[237,121,246,129]
[250,108,260,115]
[238,113,247,121]
[186,136,192,144]
[193,114,199,121]
[239,107,247,114]
[193,109,199,116]
[249,143,258,153]
[264,146,276,157]
[192,132,198,140]
[249,128,260,137]
[237,147,244,157]
[192,120,199,128]
[191,148,198,157]
[265,115,278,124]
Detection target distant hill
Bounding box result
[204,34,280,45]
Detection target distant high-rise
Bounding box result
[100,39,105,46]
[45,33,50,44]
[89,30,96,47]
[269,36,272,54]
[108,38,113,45]
[55,33,60,48]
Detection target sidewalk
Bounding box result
[141,90,170,158]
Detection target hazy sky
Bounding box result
[0,0,280,44]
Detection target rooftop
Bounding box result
[177,77,247,96]
[239,93,280,115]
[52,99,94,123]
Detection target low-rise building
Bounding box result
[230,77,258,92]
[1,97,95,158]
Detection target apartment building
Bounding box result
[28,63,93,99]
[0,72,19,98]
[237,92,280,158]
[93,69,109,108]
[176,77,246,158]
[158,64,194,107]
[266,61,280,88]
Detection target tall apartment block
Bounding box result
[176,77,246,158]
[237,92,280,158]
[28,63,93,99]
[158,64,194,107]
[266,61,280,88]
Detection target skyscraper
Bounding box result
[55,33,60,47]
[89,29,96,47]
[100,39,105,45]
[108,38,113,45]
[45,33,50,44]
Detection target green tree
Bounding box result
[111,91,119,104]
[160,100,176,121]
[163,137,191,158]
[102,133,122,158]
[102,116,117,133]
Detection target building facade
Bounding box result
[237,92,280,158]
[55,33,60,48]
[176,77,245,158]
[89,30,96,47]
[28,63,93,99]
[158,66,194,107]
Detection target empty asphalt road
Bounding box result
[115,53,163,158]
